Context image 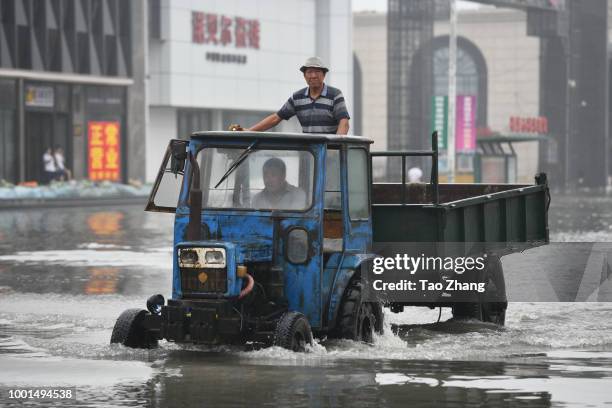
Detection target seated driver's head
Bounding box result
[263,158,287,194]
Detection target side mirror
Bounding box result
[170,140,189,175]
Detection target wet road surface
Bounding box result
[0,196,611,407]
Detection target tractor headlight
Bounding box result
[205,249,225,264]
[178,248,226,268]
[179,249,199,265]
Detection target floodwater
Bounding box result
[0,195,611,407]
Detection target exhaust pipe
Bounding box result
[186,152,202,241]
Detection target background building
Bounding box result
[0,0,146,184]
[0,0,353,185]
[355,6,541,182]
[433,7,541,183]
[355,0,612,188]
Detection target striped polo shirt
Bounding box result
[277,84,350,134]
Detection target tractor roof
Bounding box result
[190,131,373,145]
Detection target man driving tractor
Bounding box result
[252,158,307,210]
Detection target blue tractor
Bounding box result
[110,131,549,351]
[111,132,384,351]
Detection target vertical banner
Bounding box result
[88,121,121,181]
[455,95,476,153]
[431,96,448,150]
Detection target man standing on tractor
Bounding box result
[247,57,351,135]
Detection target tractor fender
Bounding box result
[326,253,376,329]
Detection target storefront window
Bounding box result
[178,109,211,139]
[0,109,16,183]
[223,111,269,131]
[55,84,70,113]
[0,79,16,183]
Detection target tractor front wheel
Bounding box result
[273,311,313,352]
[110,309,158,349]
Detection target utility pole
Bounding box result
[447,0,457,183]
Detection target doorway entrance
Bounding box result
[25,112,70,183]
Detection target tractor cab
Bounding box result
[111,132,382,351]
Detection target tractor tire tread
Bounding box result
[110,308,157,349]
[273,311,313,351]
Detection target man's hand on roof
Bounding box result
[228,124,244,131]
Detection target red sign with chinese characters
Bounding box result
[456,95,476,152]
[509,116,548,134]
[192,11,260,49]
[88,121,121,182]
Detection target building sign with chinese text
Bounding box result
[431,95,476,153]
[206,52,247,64]
[431,96,449,150]
[192,11,260,49]
[25,85,54,108]
[456,95,476,153]
[509,116,548,134]
[88,121,121,182]
[149,1,322,112]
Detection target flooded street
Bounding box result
[1,197,612,407]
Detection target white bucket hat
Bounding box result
[299,56,329,73]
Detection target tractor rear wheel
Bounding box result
[335,280,383,343]
[452,255,507,325]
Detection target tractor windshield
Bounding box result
[198,147,315,211]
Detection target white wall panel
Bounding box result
[150,0,326,111]
[169,8,191,41]
[146,107,177,182]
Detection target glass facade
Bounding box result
[177,110,212,139]
[433,47,479,98]
[0,78,16,182]
[0,1,134,184]
[0,0,131,76]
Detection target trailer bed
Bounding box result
[371,180,549,255]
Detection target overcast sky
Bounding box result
[352,0,483,12]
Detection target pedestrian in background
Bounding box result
[42,147,60,184]
[408,167,423,183]
[54,145,72,181]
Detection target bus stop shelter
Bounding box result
[475,134,549,183]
